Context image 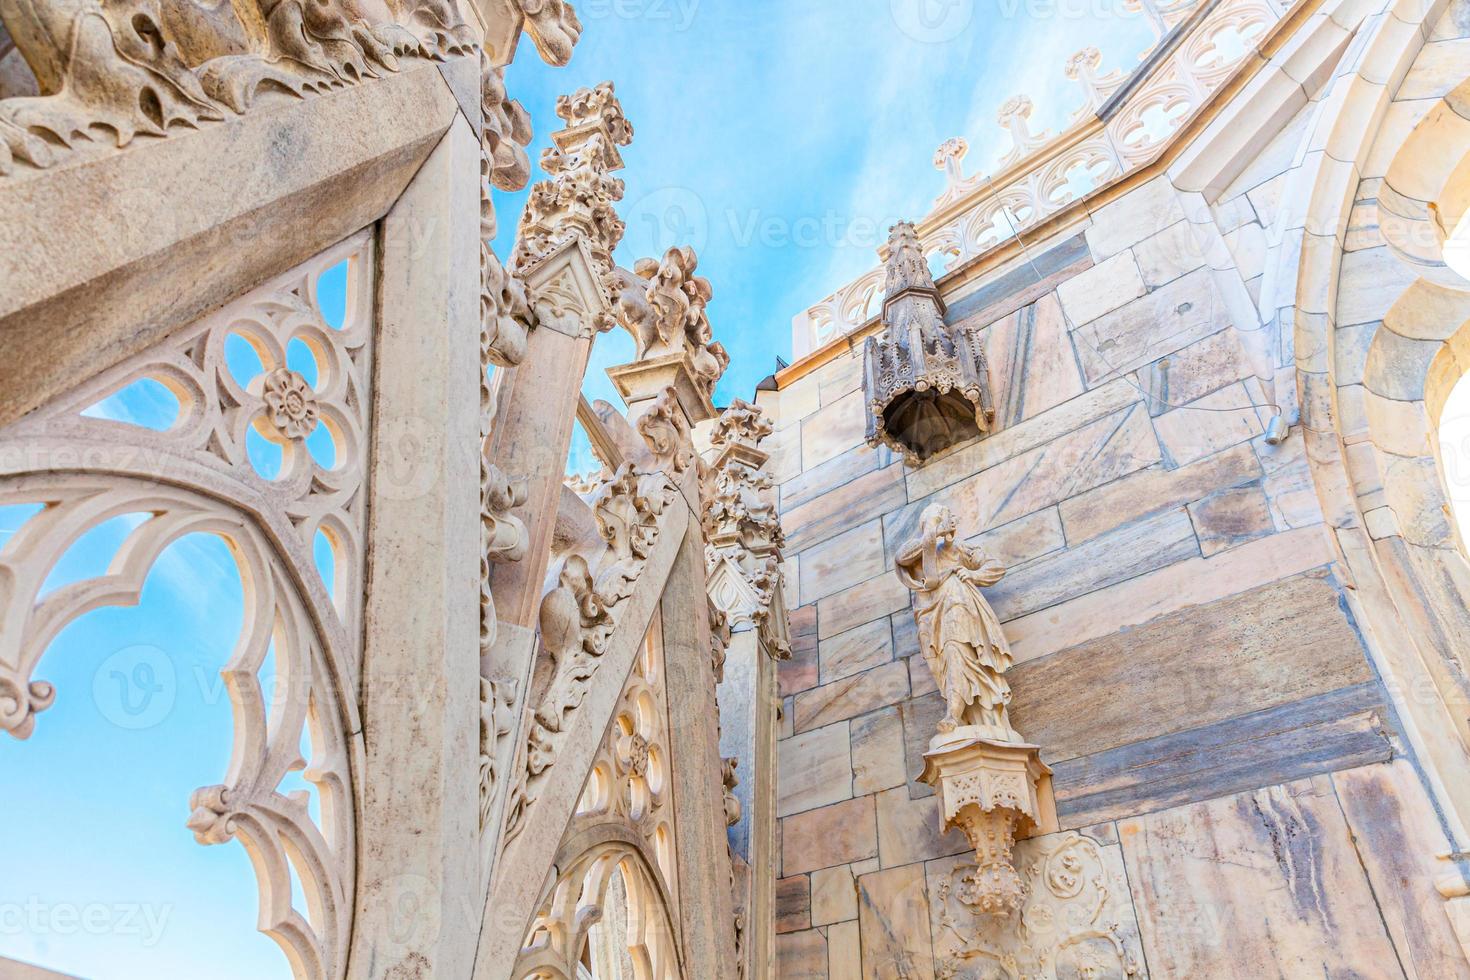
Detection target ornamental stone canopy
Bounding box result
[863,221,995,464]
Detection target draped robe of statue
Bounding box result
[895,504,1016,739]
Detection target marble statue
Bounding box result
[895,503,1015,740]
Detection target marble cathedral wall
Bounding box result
[764,0,1470,974]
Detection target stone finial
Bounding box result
[604,245,727,423]
[511,81,632,278]
[996,95,1050,170]
[896,503,1053,917]
[1064,47,1126,122]
[862,222,994,464]
[934,137,971,190]
[1124,0,1170,45]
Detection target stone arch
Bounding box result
[1264,0,1470,849]
[515,826,682,980]
[0,232,374,979]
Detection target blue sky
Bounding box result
[492,0,1159,421]
[3,5,1173,978]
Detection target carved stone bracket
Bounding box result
[920,737,1054,917]
[863,221,995,465]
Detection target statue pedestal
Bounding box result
[919,735,1056,916]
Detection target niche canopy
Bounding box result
[863,221,995,464]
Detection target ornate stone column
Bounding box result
[703,399,789,980]
[896,503,1054,917]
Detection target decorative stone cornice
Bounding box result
[604,245,727,422]
[703,400,789,660]
[0,0,499,178]
[510,81,633,283]
[863,221,994,465]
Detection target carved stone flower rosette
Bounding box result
[260,368,320,441]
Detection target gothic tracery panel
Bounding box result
[0,232,374,980]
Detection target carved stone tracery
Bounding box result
[0,234,373,979]
[513,623,683,980]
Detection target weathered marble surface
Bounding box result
[1332,761,1470,980]
[1119,776,1402,976]
[783,796,878,875]
[857,863,936,980]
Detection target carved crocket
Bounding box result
[0,0,232,168]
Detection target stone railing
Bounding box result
[790,0,1288,359]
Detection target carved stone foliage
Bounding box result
[636,386,694,474]
[482,460,529,656]
[863,221,995,465]
[721,756,741,828]
[501,462,677,842]
[930,832,1147,979]
[0,235,372,980]
[604,245,729,417]
[481,55,537,370]
[513,625,682,980]
[0,0,490,175]
[481,674,519,833]
[703,399,788,660]
[476,47,535,687]
[510,80,633,279]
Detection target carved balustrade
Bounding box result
[790,0,1287,358]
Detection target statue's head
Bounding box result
[918,503,957,545]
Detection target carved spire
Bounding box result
[510,81,634,280]
[702,400,789,660]
[862,222,994,465]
